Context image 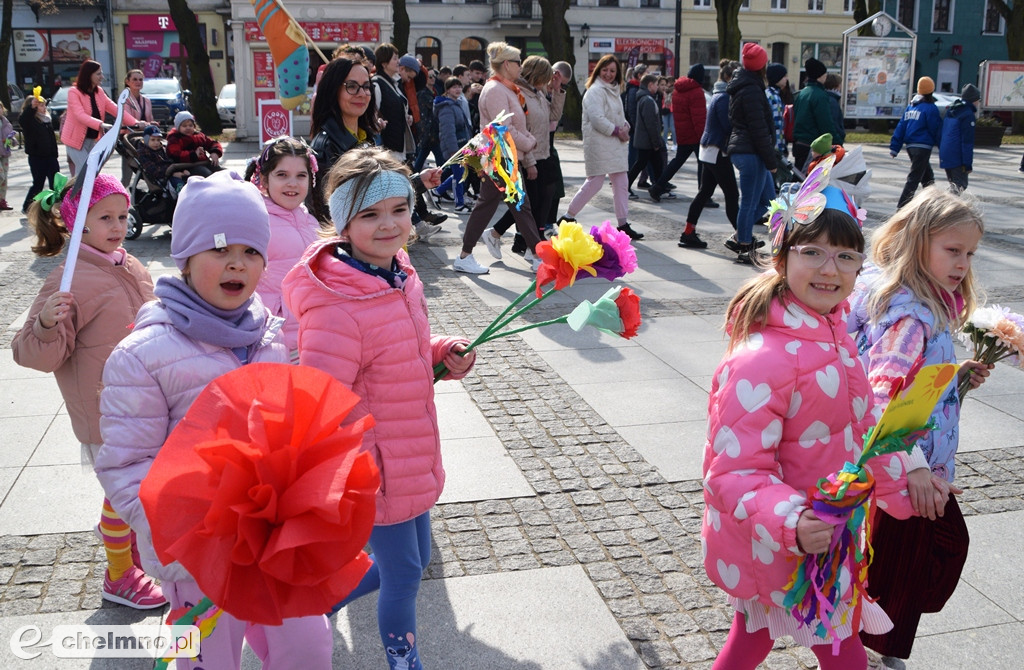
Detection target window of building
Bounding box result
[598,0,620,6]
[843,0,855,12]
[897,0,917,31]
[689,39,718,68]
[808,0,823,11]
[415,37,441,70]
[459,37,487,68]
[741,0,750,8]
[800,42,842,83]
[771,0,788,10]
[983,1,1005,34]
[640,0,660,7]
[932,0,953,32]
[693,0,711,7]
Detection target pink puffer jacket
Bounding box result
[283,240,470,526]
[702,296,916,604]
[95,301,287,582]
[62,87,139,151]
[255,196,322,352]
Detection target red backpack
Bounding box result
[783,104,795,143]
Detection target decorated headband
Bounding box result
[766,155,866,256]
[328,170,415,234]
[248,136,319,190]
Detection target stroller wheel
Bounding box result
[126,207,143,240]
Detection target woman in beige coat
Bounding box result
[560,54,643,240]
[453,42,544,275]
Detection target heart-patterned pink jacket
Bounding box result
[702,295,916,604]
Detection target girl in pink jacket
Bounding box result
[250,136,325,360]
[283,147,475,670]
[13,174,161,610]
[703,187,938,669]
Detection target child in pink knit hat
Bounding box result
[13,173,163,610]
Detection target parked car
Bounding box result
[48,86,72,127]
[216,83,236,127]
[142,77,190,127]
[7,84,26,129]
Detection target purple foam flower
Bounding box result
[579,222,638,282]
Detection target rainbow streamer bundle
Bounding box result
[440,110,524,209]
[782,422,933,651]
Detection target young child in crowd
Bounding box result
[20,95,60,215]
[0,100,14,210]
[95,171,333,668]
[135,125,188,195]
[848,186,990,667]
[167,111,223,177]
[282,147,476,670]
[703,184,925,669]
[12,173,163,610]
[249,136,324,360]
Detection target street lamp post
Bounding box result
[674,1,682,78]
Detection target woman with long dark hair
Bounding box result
[62,60,142,176]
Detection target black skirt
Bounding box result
[859,495,969,659]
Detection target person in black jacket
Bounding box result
[727,43,777,264]
[20,96,60,214]
[626,74,665,194]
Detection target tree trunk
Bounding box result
[715,0,743,61]
[853,1,883,37]
[538,0,580,131]
[0,0,12,110]
[167,0,221,134]
[392,0,409,54]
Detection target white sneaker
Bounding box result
[453,253,489,274]
[483,229,503,259]
[524,249,542,272]
[414,222,439,241]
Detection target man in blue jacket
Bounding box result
[890,76,942,208]
[939,83,980,193]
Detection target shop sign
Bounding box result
[128,33,164,52]
[244,21,380,44]
[51,30,93,62]
[614,38,666,51]
[254,52,276,89]
[14,30,49,62]
[588,39,614,53]
[259,98,293,144]
[128,16,177,32]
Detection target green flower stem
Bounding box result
[958,335,1016,401]
[474,316,570,345]
[433,283,562,383]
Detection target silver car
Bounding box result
[216,84,236,127]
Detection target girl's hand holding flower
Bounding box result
[440,341,476,379]
[419,167,443,189]
[958,359,993,392]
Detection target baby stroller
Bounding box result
[116,131,179,240]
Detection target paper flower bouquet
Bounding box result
[439,109,525,209]
[957,304,1024,400]
[435,220,642,382]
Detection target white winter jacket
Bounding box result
[581,77,628,176]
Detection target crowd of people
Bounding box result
[0,43,1008,670]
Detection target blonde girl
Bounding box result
[849,186,991,666]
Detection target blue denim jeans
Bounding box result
[730,152,776,245]
[332,512,432,670]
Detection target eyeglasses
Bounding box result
[342,81,373,95]
[507,59,521,65]
[789,245,866,273]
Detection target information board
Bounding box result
[842,36,914,119]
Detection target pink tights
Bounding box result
[566,172,629,225]
[713,612,868,670]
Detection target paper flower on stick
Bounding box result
[434,221,641,382]
[32,86,44,103]
[440,110,524,208]
[782,364,952,651]
[957,305,1024,400]
[140,363,379,627]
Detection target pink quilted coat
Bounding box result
[255,196,322,352]
[702,297,916,616]
[95,301,287,582]
[283,240,470,526]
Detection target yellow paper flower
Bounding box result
[551,221,603,277]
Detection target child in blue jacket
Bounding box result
[890,76,941,209]
[939,83,980,194]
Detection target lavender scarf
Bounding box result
[154,276,267,350]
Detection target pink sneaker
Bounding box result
[103,566,167,609]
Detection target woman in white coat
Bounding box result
[560,54,643,240]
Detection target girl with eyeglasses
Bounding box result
[703,184,926,670]
[848,187,990,668]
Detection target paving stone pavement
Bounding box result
[1,137,1023,668]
